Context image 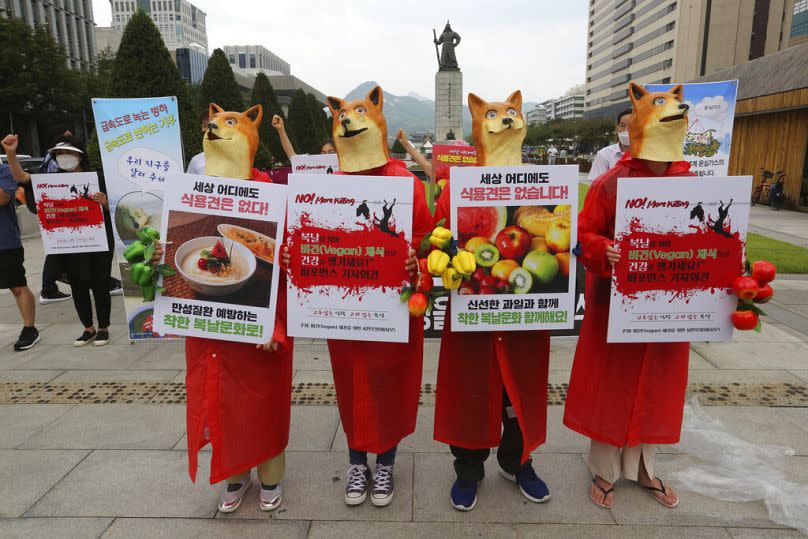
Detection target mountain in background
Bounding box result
[342,82,539,140]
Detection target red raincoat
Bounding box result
[563,153,694,447]
[432,184,550,464]
[185,171,293,484]
[328,159,434,453]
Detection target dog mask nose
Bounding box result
[502,117,513,126]
[678,103,689,111]
[341,118,351,130]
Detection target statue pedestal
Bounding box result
[435,70,463,143]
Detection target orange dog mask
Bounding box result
[468,90,526,166]
[203,103,263,180]
[326,86,389,173]
[627,82,689,163]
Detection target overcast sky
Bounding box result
[93,0,587,103]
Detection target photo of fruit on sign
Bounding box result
[457,204,572,295]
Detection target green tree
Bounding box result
[110,11,201,161]
[391,139,406,155]
[287,89,318,154]
[306,92,329,145]
[250,73,287,165]
[199,49,244,112]
[254,141,272,170]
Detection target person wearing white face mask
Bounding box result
[3,135,116,347]
[587,108,632,181]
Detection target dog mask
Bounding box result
[203,103,263,180]
[628,82,688,163]
[468,90,525,166]
[326,86,389,173]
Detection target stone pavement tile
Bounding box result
[125,342,186,371]
[422,369,437,386]
[287,405,340,451]
[686,369,806,384]
[0,404,75,448]
[217,451,413,521]
[26,450,218,518]
[549,370,572,385]
[541,406,589,454]
[788,370,808,383]
[0,517,112,538]
[0,449,89,517]
[774,407,808,434]
[515,524,733,538]
[609,454,776,528]
[660,407,808,456]
[689,349,716,370]
[423,340,441,371]
[0,343,56,370]
[771,279,808,292]
[308,521,518,538]
[413,453,614,524]
[691,342,808,371]
[39,324,130,346]
[0,369,63,382]
[731,323,804,343]
[727,528,805,538]
[550,338,576,371]
[50,369,181,383]
[761,304,808,335]
[292,343,331,371]
[770,291,808,306]
[33,301,91,326]
[333,406,444,453]
[103,517,308,538]
[18,342,158,371]
[21,404,186,450]
[292,370,333,384]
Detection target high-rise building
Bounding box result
[95,26,123,54]
[0,0,96,70]
[221,45,291,77]
[173,43,207,85]
[584,0,794,119]
[537,85,586,122]
[526,105,548,126]
[792,0,808,46]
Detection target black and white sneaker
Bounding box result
[371,464,395,507]
[109,278,123,296]
[39,291,71,305]
[94,330,110,347]
[73,330,97,347]
[13,326,40,351]
[344,464,371,505]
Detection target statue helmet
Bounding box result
[444,20,452,32]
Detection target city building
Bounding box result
[173,43,207,85]
[553,85,586,120]
[693,41,808,211]
[526,105,548,126]
[222,45,291,77]
[95,26,123,54]
[109,0,208,82]
[584,0,795,120]
[539,99,557,121]
[232,72,326,115]
[792,0,808,46]
[0,0,96,70]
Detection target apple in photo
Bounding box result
[495,226,532,260]
[545,219,571,253]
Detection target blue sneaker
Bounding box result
[450,478,478,511]
[500,460,550,503]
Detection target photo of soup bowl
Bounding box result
[174,236,257,297]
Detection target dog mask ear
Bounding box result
[366,85,383,109]
[208,103,225,121]
[505,90,523,112]
[628,82,647,105]
[468,93,487,119]
[669,84,684,101]
[326,96,344,117]
[243,104,263,126]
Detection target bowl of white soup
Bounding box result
[174,236,256,297]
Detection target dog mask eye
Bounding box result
[507,108,517,116]
[654,97,666,106]
[339,111,346,121]
[355,106,366,114]
[225,118,237,126]
[486,110,497,119]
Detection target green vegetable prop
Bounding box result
[124,228,176,301]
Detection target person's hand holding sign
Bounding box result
[91,192,108,208]
[256,340,279,352]
[405,248,417,276]
[606,244,621,267]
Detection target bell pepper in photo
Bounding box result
[123,240,146,263]
[452,251,476,277]
[442,267,462,290]
[427,250,450,276]
[429,226,452,249]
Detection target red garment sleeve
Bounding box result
[270,273,290,353]
[434,180,450,226]
[411,178,434,248]
[578,177,614,278]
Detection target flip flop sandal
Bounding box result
[644,479,679,508]
[589,477,614,508]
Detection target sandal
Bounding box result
[589,477,614,508]
[643,478,679,508]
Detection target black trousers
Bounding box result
[450,389,524,483]
[71,278,111,328]
[41,255,63,295]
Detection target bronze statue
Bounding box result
[433,21,461,71]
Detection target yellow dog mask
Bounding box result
[628,82,688,163]
[203,103,263,180]
[326,86,389,173]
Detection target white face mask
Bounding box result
[55,154,80,171]
[617,130,630,147]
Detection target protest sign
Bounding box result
[608,176,752,343]
[449,165,578,332]
[153,174,287,344]
[290,153,339,175]
[287,173,413,342]
[92,97,184,340]
[431,144,477,183]
[30,172,108,255]
[646,80,738,177]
